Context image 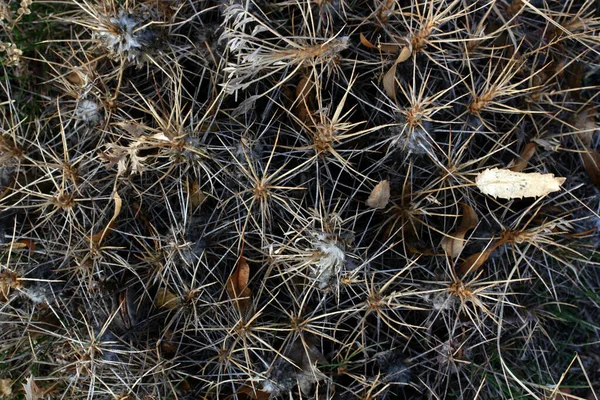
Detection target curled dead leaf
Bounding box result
[360,33,377,49]
[155,288,179,309]
[226,255,252,317]
[383,64,398,100]
[396,44,412,63]
[506,0,523,16]
[88,190,122,245]
[360,33,402,53]
[475,168,565,199]
[293,75,315,123]
[382,46,411,100]
[459,239,506,276]
[366,180,390,209]
[441,203,478,258]
[67,70,85,86]
[509,142,537,172]
[188,180,206,209]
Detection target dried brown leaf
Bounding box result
[459,240,504,275]
[88,191,122,244]
[459,248,492,276]
[188,180,205,209]
[366,180,390,209]
[360,33,377,48]
[383,63,399,100]
[475,168,565,199]
[226,255,252,316]
[155,288,179,309]
[396,44,412,63]
[509,142,537,172]
[441,203,478,258]
[382,46,411,100]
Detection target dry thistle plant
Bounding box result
[0,0,599,399]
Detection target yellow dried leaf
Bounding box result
[383,63,399,100]
[441,203,478,258]
[396,44,412,63]
[475,168,565,199]
[366,180,390,209]
[88,190,122,244]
